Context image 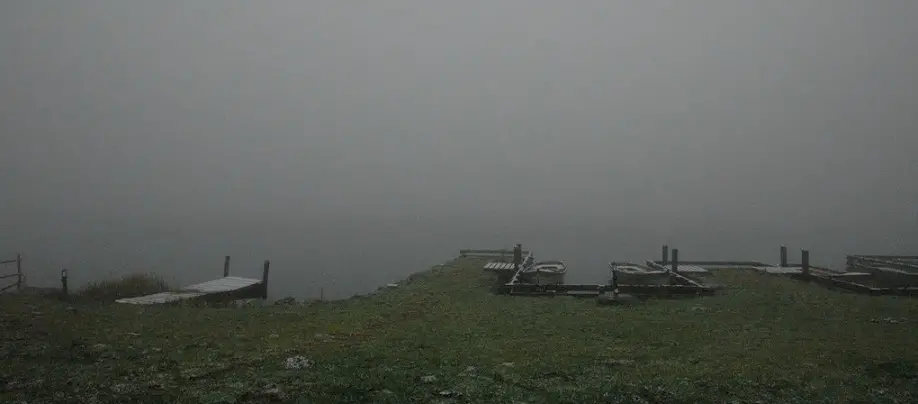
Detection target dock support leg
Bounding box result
[801,250,810,276]
[262,260,271,300]
[16,253,22,291]
[60,269,68,299]
[671,248,679,274]
[513,244,522,272]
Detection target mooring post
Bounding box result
[671,248,679,274]
[662,245,669,265]
[780,245,788,267]
[801,250,810,276]
[223,255,231,277]
[513,244,522,272]
[261,260,270,299]
[60,268,68,297]
[16,253,22,291]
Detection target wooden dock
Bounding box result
[115,257,270,305]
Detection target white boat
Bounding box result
[521,260,567,285]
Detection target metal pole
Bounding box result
[662,245,669,265]
[780,245,788,267]
[223,255,231,277]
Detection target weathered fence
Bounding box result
[0,254,22,293]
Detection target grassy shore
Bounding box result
[1,256,917,403]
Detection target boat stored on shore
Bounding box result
[521,260,567,285]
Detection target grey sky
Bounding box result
[1,1,917,295]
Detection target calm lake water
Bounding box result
[5,216,914,300]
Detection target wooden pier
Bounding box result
[116,257,271,305]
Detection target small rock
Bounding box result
[262,386,285,400]
[691,306,708,313]
[379,389,395,395]
[126,332,141,337]
[465,366,477,373]
[386,283,399,288]
[420,375,437,383]
[501,362,515,367]
[603,359,635,367]
[438,390,460,397]
[269,333,279,339]
[91,343,109,352]
[284,355,313,370]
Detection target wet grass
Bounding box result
[77,273,173,302]
[1,257,917,403]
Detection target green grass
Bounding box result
[76,273,173,302]
[1,257,917,403]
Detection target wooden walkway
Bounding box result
[116,257,271,304]
[115,276,265,305]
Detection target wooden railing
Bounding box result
[0,254,22,293]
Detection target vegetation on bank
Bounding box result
[76,273,173,302]
[1,257,916,403]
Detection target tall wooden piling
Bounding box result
[261,260,271,299]
[671,248,679,273]
[223,255,231,277]
[513,244,522,272]
[662,245,669,265]
[780,245,788,267]
[16,253,22,292]
[801,250,810,276]
[60,268,68,297]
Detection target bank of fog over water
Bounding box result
[2,2,917,300]
[8,212,916,301]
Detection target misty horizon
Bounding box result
[2,1,916,299]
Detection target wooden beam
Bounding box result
[261,260,271,300]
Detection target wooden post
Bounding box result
[611,267,619,299]
[671,248,679,274]
[513,244,522,272]
[801,250,810,276]
[780,245,788,267]
[60,268,68,297]
[223,255,231,277]
[261,260,270,299]
[16,253,22,291]
[320,287,324,301]
[662,245,669,265]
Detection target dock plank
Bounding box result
[115,276,262,305]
